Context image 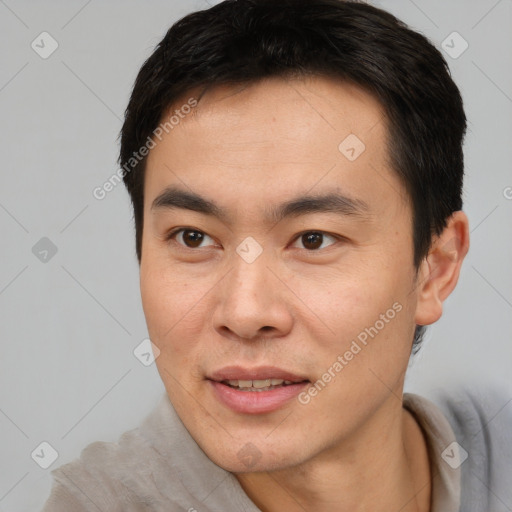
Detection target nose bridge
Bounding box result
[227,244,273,307]
[213,242,292,339]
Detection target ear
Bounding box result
[414,211,470,326]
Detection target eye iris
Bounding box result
[178,231,329,249]
[302,232,323,250]
[183,230,204,248]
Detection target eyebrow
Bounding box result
[151,186,370,224]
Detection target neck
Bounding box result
[235,398,431,512]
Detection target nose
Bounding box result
[212,249,294,342]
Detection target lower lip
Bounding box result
[208,380,309,414]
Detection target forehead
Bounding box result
[144,75,408,218]
[191,76,385,125]
[174,76,388,158]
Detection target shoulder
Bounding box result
[427,382,512,511]
[40,393,191,511]
[41,436,143,512]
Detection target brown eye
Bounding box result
[167,229,215,249]
[303,232,323,249]
[292,231,337,251]
[181,230,204,248]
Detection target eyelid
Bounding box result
[290,230,340,250]
[165,227,344,252]
[165,227,218,248]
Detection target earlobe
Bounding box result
[414,211,470,326]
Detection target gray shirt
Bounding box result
[41,388,512,511]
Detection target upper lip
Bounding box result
[208,366,309,383]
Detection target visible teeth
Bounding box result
[252,379,272,389]
[225,378,289,389]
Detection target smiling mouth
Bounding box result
[208,371,311,413]
[220,378,309,391]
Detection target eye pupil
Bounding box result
[174,230,332,251]
[183,230,204,248]
[302,232,323,250]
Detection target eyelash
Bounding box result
[164,227,343,252]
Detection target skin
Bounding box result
[140,76,469,512]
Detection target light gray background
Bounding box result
[0,0,511,510]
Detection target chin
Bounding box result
[202,439,308,474]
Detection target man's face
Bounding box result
[140,76,423,472]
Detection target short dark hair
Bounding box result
[119,0,467,353]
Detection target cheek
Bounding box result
[140,272,209,392]
[293,262,415,379]
[291,262,400,332]
[140,258,209,353]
